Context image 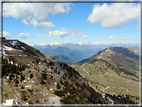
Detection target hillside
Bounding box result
[52,54,75,64]
[1,38,121,105]
[77,47,139,79]
[1,38,137,105]
[71,47,140,103]
[41,47,87,63]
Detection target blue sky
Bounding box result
[3,2,140,45]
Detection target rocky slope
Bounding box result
[2,38,101,105]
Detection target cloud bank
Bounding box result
[3,3,72,29]
[83,35,89,38]
[3,31,13,38]
[109,35,118,39]
[36,29,85,38]
[87,3,140,28]
[17,33,31,38]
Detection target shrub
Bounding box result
[56,82,60,89]
[30,73,33,78]
[60,79,63,84]
[23,95,26,101]
[51,66,53,69]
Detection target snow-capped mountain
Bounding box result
[30,41,139,63]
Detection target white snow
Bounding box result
[23,80,26,83]
[6,76,9,79]
[3,45,15,51]
[3,49,9,56]
[122,96,126,98]
[31,80,34,83]
[47,96,61,104]
[102,94,114,104]
[10,41,18,46]
[27,64,30,66]
[15,63,18,66]
[21,46,26,50]
[50,88,53,91]
[25,85,32,88]
[3,45,23,52]
[47,60,50,63]
[3,99,14,106]
[102,94,106,99]
[10,61,13,65]
[118,97,121,99]
[54,82,57,84]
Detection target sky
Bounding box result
[2,0,141,45]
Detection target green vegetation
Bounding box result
[2,58,25,76]
[20,72,24,81]
[56,82,60,89]
[71,62,139,98]
[30,73,33,78]
[53,54,75,64]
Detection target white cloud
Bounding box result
[3,31,13,38]
[36,29,85,38]
[3,3,72,29]
[117,37,129,40]
[36,33,48,37]
[83,35,89,38]
[134,24,140,30]
[109,35,118,39]
[17,33,31,38]
[87,3,140,28]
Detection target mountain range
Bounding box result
[1,37,140,105]
[32,42,139,64]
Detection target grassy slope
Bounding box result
[52,54,75,64]
[71,63,139,97]
[71,47,140,98]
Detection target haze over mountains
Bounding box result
[31,42,139,64]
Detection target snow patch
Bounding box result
[21,46,26,50]
[3,45,23,52]
[50,88,53,91]
[3,99,14,105]
[23,80,26,83]
[25,85,32,88]
[10,41,18,46]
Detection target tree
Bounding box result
[23,95,26,101]
[20,72,24,81]
[60,79,63,84]
[30,73,33,78]
[21,85,24,89]
[51,66,53,69]
[15,78,19,87]
[9,73,12,80]
[56,82,60,89]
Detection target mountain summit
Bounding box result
[71,46,139,101]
